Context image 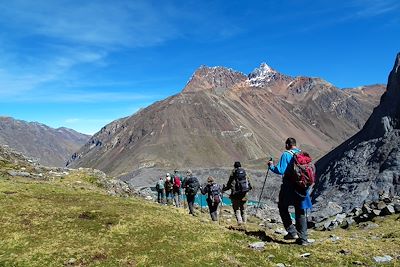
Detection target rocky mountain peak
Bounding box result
[247,62,293,89]
[312,52,400,221]
[248,62,277,87]
[182,65,247,94]
[360,52,400,139]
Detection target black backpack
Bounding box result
[185,177,200,195]
[234,168,250,194]
[209,183,221,204]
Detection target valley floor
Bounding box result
[0,174,399,266]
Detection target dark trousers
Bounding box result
[186,194,196,215]
[278,184,308,242]
[231,193,247,224]
[207,200,219,221]
[166,190,173,204]
[157,190,165,204]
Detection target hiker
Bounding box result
[155,177,165,204]
[165,173,174,205]
[172,169,182,207]
[268,137,313,246]
[200,176,222,221]
[183,169,200,216]
[223,161,252,225]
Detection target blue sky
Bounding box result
[0,0,399,135]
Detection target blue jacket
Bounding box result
[269,148,312,209]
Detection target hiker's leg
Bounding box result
[161,191,165,204]
[176,193,181,208]
[232,198,243,224]
[240,200,247,223]
[209,203,218,221]
[173,192,178,207]
[166,191,171,204]
[278,187,296,236]
[295,206,308,242]
[157,191,161,203]
[187,194,195,215]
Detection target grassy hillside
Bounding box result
[0,173,399,266]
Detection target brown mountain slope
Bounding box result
[67,64,385,176]
[0,117,90,167]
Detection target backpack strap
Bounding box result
[286,149,300,156]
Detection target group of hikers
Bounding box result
[155,137,314,246]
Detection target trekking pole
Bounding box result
[200,194,203,213]
[256,157,273,213]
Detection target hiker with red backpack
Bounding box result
[268,137,314,246]
[200,176,222,221]
[222,161,252,225]
[172,169,182,208]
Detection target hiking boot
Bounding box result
[283,233,299,240]
[295,238,310,246]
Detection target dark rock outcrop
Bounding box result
[312,53,400,221]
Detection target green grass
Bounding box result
[0,174,399,266]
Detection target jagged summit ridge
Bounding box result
[183,62,292,93]
[182,65,247,94]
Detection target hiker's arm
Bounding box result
[268,152,290,175]
[247,174,253,190]
[200,184,207,195]
[223,172,234,191]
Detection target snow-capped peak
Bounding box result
[248,62,277,87]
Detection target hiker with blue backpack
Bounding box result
[223,161,252,225]
[155,177,165,204]
[200,176,222,221]
[268,137,315,246]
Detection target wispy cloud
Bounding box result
[350,0,400,18]
[282,0,400,35]
[0,90,162,103]
[0,1,177,48]
[0,1,241,102]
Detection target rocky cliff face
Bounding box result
[0,117,90,167]
[67,63,384,176]
[312,53,400,222]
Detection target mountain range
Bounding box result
[66,63,384,176]
[0,117,90,167]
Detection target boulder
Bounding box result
[373,255,393,263]
[381,205,395,216]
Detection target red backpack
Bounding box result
[288,150,316,190]
[173,176,181,188]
